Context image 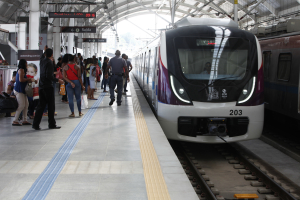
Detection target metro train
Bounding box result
[132,18,264,143]
[260,32,300,122]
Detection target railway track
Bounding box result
[170,141,300,200]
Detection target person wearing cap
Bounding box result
[104,50,129,106]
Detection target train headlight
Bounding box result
[170,75,191,104]
[238,77,256,104]
[179,88,184,94]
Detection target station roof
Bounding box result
[0,0,299,32]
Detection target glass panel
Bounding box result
[277,53,291,81]
[175,37,249,81]
[263,51,271,80]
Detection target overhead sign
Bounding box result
[61,26,96,33]
[49,12,96,18]
[82,38,107,43]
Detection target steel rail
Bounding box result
[181,149,218,200]
[230,145,298,200]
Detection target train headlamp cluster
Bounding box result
[170,75,191,104]
[238,76,256,104]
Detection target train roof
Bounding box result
[175,18,238,29]
[258,31,300,41]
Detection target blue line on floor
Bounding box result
[23,92,107,200]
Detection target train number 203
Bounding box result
[230,110,242,116]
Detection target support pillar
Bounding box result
[84,33,89,58]
[67,12,75,54]
[29,0,40,50]
[94,33,98,57]
[77,20,83,50]
[97,32,102,58]
[47,18,53,48]
[18,22,26,50]
[53,18,60,60]
[90,33,94,57]
[234,0,238,23]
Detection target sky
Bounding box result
[101,13,180,57]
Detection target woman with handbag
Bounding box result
[12,59,35,126]
[63,54,85,117]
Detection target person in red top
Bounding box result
[63,54,85,117]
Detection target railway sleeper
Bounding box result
[194,187,202,194]
[290,193,300,200]
[250,181,265,187]
[202,175,210,181]
[225,156,235,160]
[265,195,280,200]
[233,164,245,169]
[229,159,240,164]
[244,175,258,180]
[257,188,273,194]
[211,188,220,195]
[216,195,225,200]
[238,169,251,174]
[206,181,214,187]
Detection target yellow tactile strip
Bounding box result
[131,84,171,200]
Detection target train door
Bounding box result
[263,51,271,104]
[144,50,151,94]
[142,52,146,89]
[154,47,159,111]
[152,47,158,110]
[277,53,292,114]
[0,69,3,93]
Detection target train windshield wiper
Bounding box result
[198,76,240,93]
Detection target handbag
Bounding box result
[59,84,66,95]
[25,83,33,97]
[81,93,88,109]
[56,68,63,79]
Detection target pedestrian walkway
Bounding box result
[0,77,198,200]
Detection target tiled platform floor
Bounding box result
[0,77,198,200]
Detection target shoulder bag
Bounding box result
[25,83,33,97]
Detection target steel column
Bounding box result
[29,0,40,50]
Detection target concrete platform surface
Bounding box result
[238,139,300,187]
[0,78,197,200]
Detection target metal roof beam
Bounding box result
[239,0,267,21]
[133,0,171,24]
[176,0,215,23]
[100,10,182,33]
[125,17,155,37]
[261,1,278,16]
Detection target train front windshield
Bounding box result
[175,37,249,81]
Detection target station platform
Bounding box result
[0,76,198,200]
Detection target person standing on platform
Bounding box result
[32,48,64,130]
[63,54,85,117]
[12,59,35,126]
[104,50,129,106]
[124,55,132,93]
[89,59,97,100]
[102,57,109,92]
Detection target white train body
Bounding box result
[132,18,264,143]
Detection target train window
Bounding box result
[263,51,271,80]
[174,37,249,81]
[277,53,292,81]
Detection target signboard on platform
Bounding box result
[49,12,96,18]
[61,26,96,33]
[82,38,107,43]
[18,50,43,80]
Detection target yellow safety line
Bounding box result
[131,83,171,200]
